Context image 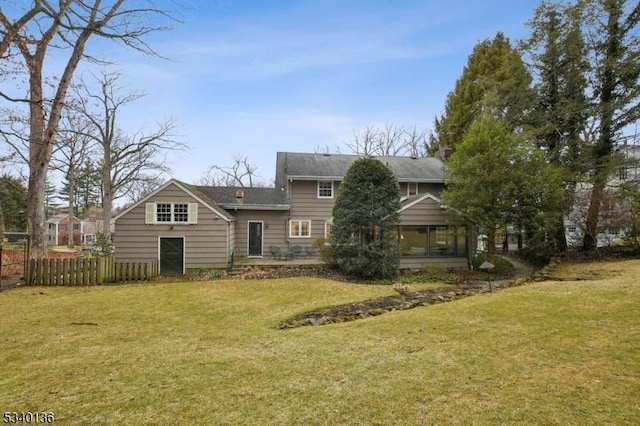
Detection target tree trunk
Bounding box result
[583,179,605,251]
[67,165,75,248]
[554,215,567,253]
[486,229,496,261]
[102,155,113,240]
[27,71,50,260]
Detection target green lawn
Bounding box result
[1,261,639,425]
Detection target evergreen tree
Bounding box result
[59,159,101,217]
[44,177,61,218]
[581,0,640,251]
[0,175,28,232]
[521,1,589,253]
[332,158,401,280]
[430,32,533,153]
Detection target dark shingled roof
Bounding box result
[275,152,444,189]
[192,185,289,209]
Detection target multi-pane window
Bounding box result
[290,220,311,238]
[317,181,333,198]
[154,203,191,223]
[173,203,189,222]
[156,203,172,222]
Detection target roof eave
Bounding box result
[221,204,291,211]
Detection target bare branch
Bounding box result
[201,156,264,187]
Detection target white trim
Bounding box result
[398,193,442,212]
[289,219,312,238]
[406,182,419,197]
[114,179,232,222]
[317,180,334,199]
[158,236,185,275]
[247,220,264,258]
[324,219,333,240]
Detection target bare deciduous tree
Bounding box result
[71,71,183,234]
[0,1,176,258]
[346,124,428,157]
[50,112,95,247]
[200,156,265,187]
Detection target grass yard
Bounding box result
[1,260,639,425]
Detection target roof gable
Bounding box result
[399,193,443,212]
[113,179,233,222]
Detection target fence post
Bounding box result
[24,236,30,285]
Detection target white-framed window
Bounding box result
[324,220,333,240]
[289,219,311,238]
[146,202,198,224]
[156,203,172,222]
[173,203,189,222]
[317,181,334,198]
[407,182,418,196]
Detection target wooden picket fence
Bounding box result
[27,256,159,286]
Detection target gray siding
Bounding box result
[230,210,289,257]
[400,197,463,226]
[114,182,231,269]
[287,180,338,247]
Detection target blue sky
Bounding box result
[93,0,542,185]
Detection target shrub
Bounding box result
[472,253,514,277]
[313,237,336,266]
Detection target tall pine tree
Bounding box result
[581,0,640,250]
[430,32,533,153]
[521,1,589,253]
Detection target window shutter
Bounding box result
[188,203,198,224]
[145,203,155,224]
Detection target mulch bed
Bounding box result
[278,277,531,329]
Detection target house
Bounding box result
[46,213,82,246]
[565,143,640,247]
[114,152,471,274]
[80,208,115,246]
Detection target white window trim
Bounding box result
[145,202,198,225]
[289,219,312,238]
[407,182,419,197]
[317,181,334,199]
[324,219,333,240]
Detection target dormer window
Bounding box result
[317,181,334,198]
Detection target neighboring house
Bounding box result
[81,211,115,246]
[114,152,471,274]
[565,144,640,247]
[46,214,82,246]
